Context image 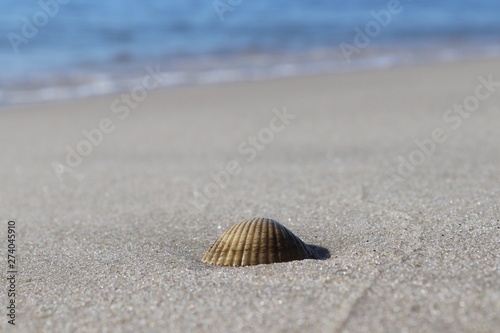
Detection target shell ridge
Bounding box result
[221,220,245,265]
[203,224,237,263]
[229,220,251,266]
[203,235,221,263]
[252,219,263,265]
[215,223,240,266]
[272,221,282,263]
[276,222,292,262]
[242,219,259,266]
[264,219,273,264]
[236,220,255,266]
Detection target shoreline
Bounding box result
[2,45,500,109]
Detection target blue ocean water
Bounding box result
[1,0,500,105]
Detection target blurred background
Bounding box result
[1,0,500,106]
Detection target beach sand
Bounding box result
[0,58,499,332]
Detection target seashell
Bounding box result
[202,217,316,266]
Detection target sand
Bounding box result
[0,58,499,332]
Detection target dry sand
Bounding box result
[0,58,499,332]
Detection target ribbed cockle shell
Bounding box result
[202,217,316,266]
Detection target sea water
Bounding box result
[1,0,499,105]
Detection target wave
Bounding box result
[2,41,500,107]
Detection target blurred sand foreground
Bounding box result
[0,58,499,332]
